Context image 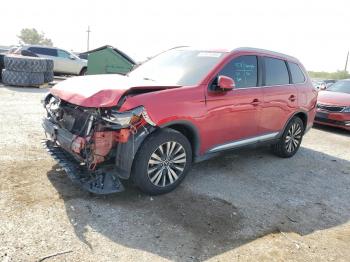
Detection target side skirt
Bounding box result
[194,132,280,163]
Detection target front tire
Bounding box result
[131,128,192,195]
[271,116,304,158]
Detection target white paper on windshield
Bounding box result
[197,52,222,58]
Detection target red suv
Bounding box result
[315,79,350,130]
[42,47,317,195]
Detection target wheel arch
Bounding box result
[280,110,308,137]
[160,120,201,158]
[294,111,308,130]
[79,66,87,75]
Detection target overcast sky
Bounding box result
[1,0,349,71]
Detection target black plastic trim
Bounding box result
[114,124,156,179]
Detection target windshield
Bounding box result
[327,80,350,94]
[128,49,226,86]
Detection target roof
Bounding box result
[232,47,298,62]
[172,46,298,61]
[80,45,136,65]
[174,46,230,53]
[21,44,58,49]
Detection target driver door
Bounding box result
[204,55,263,151]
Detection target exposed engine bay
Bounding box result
[42,94,156,194]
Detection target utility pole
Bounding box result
[86,26,91,51]
[345,50,349,72]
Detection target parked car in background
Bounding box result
[0,47,9,54]
[323,79,337,89]
[312,80,322,89]
[42,47,317,195]
[14,45,87,75]
[315,79,350,130]
[313,79,337,90]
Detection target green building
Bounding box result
[82,45,136,75]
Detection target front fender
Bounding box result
[114,124,156,179]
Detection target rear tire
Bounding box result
[4,55,46,72]
[79,67,87,76]
[131,128,192,195]
[45,59,54,71]
[271,116,304,158]
[44,71,54,83]
[2,69,44,86]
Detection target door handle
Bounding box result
[289,95,296,102]
[251,99,261,106]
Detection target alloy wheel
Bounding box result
[147,141,187,187]
[285,122,302,153]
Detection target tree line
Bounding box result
[308,70,349,80]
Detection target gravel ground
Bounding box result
[0,85,349,262]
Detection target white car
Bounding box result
[16,45,87,75]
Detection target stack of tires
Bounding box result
[1,55,54,87]
[0,54,5,81]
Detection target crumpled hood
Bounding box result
[318,90,350,106]
[50,74,179,108]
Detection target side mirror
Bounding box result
[69,54,76,60]
[218,75,235,91]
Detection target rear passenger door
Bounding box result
[260,57,298,134]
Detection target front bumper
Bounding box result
[314,111,350,131]
[42,118,125,194]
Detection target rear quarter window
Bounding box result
[264,57,289,86]
[288,62,305,84]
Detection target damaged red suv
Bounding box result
[42,47,317,195]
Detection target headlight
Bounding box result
[102,106,147,128]
[342,107,350,113]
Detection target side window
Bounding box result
[28,47,57,56]
[218,55,258,88]
[57,50,71,59]
[288,62,305,84]
[264,57,289,86]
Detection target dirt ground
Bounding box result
[0,85,350,262]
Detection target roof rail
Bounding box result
[232,47,298,61]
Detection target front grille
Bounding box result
[317,104,345,112]
[59,106,92,135]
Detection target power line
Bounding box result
[345,51,349,72]
[86,26,91,51]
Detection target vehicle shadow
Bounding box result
[47,146,350,261]
[313,123,350,137]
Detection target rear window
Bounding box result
[28,47,57,57]
[288,62,305,84]
[264,57,289,86]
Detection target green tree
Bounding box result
[308,70,350,80]
[17,28,53,46]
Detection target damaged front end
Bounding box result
[42,94,156,194]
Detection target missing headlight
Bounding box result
[102,106,144,128]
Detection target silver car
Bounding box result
[16,45,87,75]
